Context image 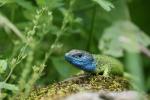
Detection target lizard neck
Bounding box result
[81,60,96,72]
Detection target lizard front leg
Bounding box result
[102,65,111,77]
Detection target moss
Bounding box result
[29,74,130,100]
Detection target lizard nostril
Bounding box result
[65,52,71,58]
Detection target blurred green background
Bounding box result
[0,0,150,99]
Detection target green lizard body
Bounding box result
[93,54,124,76]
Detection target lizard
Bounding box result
[64,49,124,77]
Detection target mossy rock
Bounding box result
[29,74,130,100]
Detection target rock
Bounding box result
[64,92,100,100]
[64,91,147,100]
[29,74,129,100]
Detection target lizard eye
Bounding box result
[73,53,83,58]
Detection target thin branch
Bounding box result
[0,13,26,42]
[139,45,150,58]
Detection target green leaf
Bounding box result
[15,0,35,10]
[0,82,18,91]
[36,0,63,9]
[99,21,150,57]
[92,0,114,11]
[0,60,7,74]
[36,0,46,6]
[0,0,15,4]
[0,0,15,7]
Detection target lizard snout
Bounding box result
[64,53,71,61]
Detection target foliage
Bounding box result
[0,59,7,74]
[93,0,114,11]
[99,21,150,57]
[0,0,150,99]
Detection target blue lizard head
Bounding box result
[65,49,96,72]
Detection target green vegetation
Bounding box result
[0,0,150,99]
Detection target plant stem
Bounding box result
[87,5,97,52]
[4,65,16,82]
